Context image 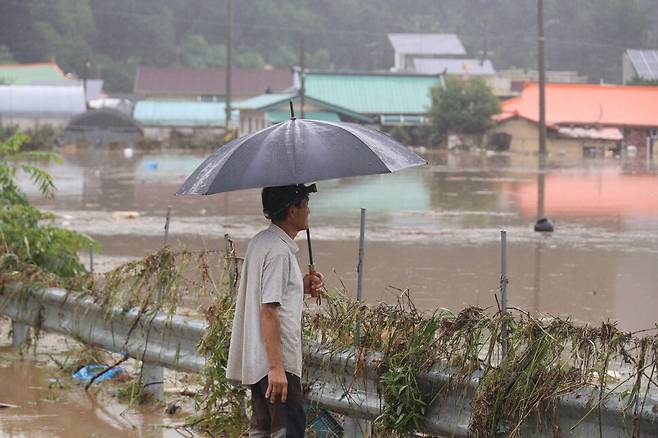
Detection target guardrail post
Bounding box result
[11,320,28,349]
[141,206,171,402]
[344,417,372,438]
[142,358,164,401]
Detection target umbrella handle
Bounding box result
[308,265,322,305]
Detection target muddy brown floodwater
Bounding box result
[21,146,658,334]
[0,318,200,438]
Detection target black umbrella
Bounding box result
[177,104,426,297]
[177,104,425,195]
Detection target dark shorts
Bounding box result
[249,372,305,438]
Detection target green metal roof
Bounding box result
[133,101,237,126]
[265,110,340,122]
[236,91,374,123]
[0,62,67,85]
[304,73,442,115]
[234,93,295,110]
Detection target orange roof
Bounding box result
[497,82,658,128]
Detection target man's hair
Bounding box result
[262,184,316,222]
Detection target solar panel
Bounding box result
[627,49,658,80]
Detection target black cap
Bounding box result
[262,183,317,220]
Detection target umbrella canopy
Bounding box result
[177,118,426,195]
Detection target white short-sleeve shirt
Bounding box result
[226,224,304,385]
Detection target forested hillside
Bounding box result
[1,0,656,91]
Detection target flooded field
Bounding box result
[24,146,658,332]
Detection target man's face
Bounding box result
[290,198,310,231]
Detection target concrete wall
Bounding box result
[0,117,69,129]
[490,118,619,159]
[238,109,267,136]
[142,126,225,141]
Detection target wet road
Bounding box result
[25,146,658,332]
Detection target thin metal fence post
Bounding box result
[163,206,171,247]
[345,208,371,438]
[500,230,509,359]
[88,242,94,274]
[225,234,238,297]
[142,206,171,401]
[355,208,366,347]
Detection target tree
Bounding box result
[30,0,96,74]
[626,77,658,86]
[427,77,500,146]
[0,46,15,64]
[0,134,94,277]
[180,35,226,68]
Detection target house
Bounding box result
[623,49,658,84]
[0,61,108,108]
[133,100,238,140]
[388,33,466,72]
[235,72,444,136]
[234,92,374,136]
[0,61,110,129]
[491,83,658,158]
[0,61,68,85]
[0,85,86,128]
[133,66,294,101]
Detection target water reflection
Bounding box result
[508,171,658,219]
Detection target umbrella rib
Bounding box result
[315,120,394,173]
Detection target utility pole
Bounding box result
[534,0,554,232]
[224,0,233,132]
[82,56,90,105]
[299,37,305,118]
[538,0,547,161]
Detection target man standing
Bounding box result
[227,184,323,437]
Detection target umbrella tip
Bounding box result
[289,100,296,120]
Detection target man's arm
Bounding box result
[261,303,288,403]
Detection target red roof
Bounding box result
[133,66,293,97]
[497,82,658,128]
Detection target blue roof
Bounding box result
[133,101,238,126]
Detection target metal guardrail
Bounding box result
[1,286,657,437]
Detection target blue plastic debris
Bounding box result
[72,365,123,382]
[144,161,159,170]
